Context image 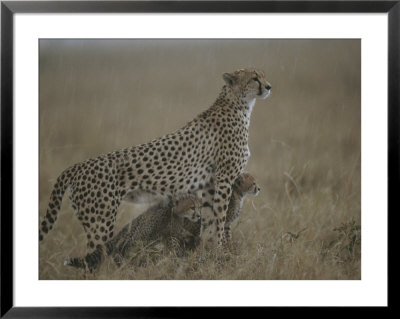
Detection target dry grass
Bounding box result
[39,39,360,280]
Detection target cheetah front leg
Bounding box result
[224,223,233,244]
[198,188,217,248]
[212,176,233,247]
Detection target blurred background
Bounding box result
[39,39,360,279]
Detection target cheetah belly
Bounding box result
[124,165,214,203]
[179,167,214,194]
[123,190,168,205]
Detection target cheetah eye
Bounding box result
[253,77,262,87]
[248,77,258,84]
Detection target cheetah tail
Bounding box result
[39,168,71,242]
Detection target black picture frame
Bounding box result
[1,1,397,317]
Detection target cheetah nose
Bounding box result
[266,85,272,90]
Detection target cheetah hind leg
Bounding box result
[67,197,120,272]
[65,244,106,273]
[63,228,107,273]
[200,206,217,249]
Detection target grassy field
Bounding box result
[39,39,361,280]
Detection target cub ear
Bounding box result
[223,72,236,86]
[234,175,243,186]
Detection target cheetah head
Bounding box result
[223,68,271,102]
[172,194,201,222]
[233,173,261,196]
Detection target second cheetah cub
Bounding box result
[224,173,260,242]
[105,194,201,266]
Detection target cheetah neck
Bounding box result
[215,85,256,120]
[246,99,256,114]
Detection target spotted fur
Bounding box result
[39,68,271,263]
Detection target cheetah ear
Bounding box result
[235,175,243,187]
[223,72,236,86]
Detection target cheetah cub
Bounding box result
[183,172,260,247]
[66,194,201,269]
[223,173,260,242]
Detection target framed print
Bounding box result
[1,0,397,316]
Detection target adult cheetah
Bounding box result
[39,68,271,268]
[67,194,201,270]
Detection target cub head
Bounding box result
[233,173,261,197]
[172,194,201,222]
[223,68,271,101]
